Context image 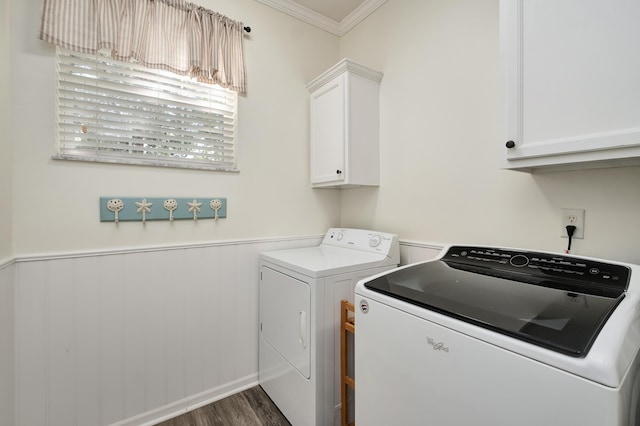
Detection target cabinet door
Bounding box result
[310,76,346,185]
[502,0,640,172]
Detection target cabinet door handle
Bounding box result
[336,169,342,175]
[505,140,516,149]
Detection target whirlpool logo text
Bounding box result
[426,337,449,353]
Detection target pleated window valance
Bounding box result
[39,0,247,92]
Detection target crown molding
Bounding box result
[305,58,383,92]
[255,0,387,36]
[339,0,388,35]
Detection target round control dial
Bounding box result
[335,231,344,241]
[369,234,382,248]
[509,254,530,267]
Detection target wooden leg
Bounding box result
[341,300,356,426]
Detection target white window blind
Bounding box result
[55,48,238,171]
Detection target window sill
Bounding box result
[52,154,239,173]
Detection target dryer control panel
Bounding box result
[323,228,399,259]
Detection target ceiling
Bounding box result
[254,0,388,36]
[292,0,367,22]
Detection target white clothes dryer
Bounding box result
[259,228,399,426]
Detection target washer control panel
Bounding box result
[443,246,631,296]
[323,228,398,258]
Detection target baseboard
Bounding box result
[110,374,259,426]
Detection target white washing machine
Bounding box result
[355,245,640,425]
[259,228,399,426]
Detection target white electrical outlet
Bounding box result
[561,208,585,239]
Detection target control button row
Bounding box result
[469,250,511,259]
[467,255,508,264]
[530,257,587,268]
[527,264,585,275]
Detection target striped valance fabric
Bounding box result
[39,0,247,92]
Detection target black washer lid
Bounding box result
[364,246,630,357]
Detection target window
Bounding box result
[54,48,238,171]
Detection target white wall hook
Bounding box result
[188,199,202,221]
[107,199,124,223]
[210,199,222,220]
[163,199,178,221]
[135,198,152,223]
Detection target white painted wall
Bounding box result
[339,0,640,264]
[6,1,346,424]
[1,1,15,424]
[10,0,342,256]
[1,0,12,260]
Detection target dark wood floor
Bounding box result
[155,386,291,426]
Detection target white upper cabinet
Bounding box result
[307,59,382,188]
[501,0,640,172]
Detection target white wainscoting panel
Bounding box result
[399,241,443,266]
[13,237,440,426]
[14,236,321,426]
[0,261,15,426]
